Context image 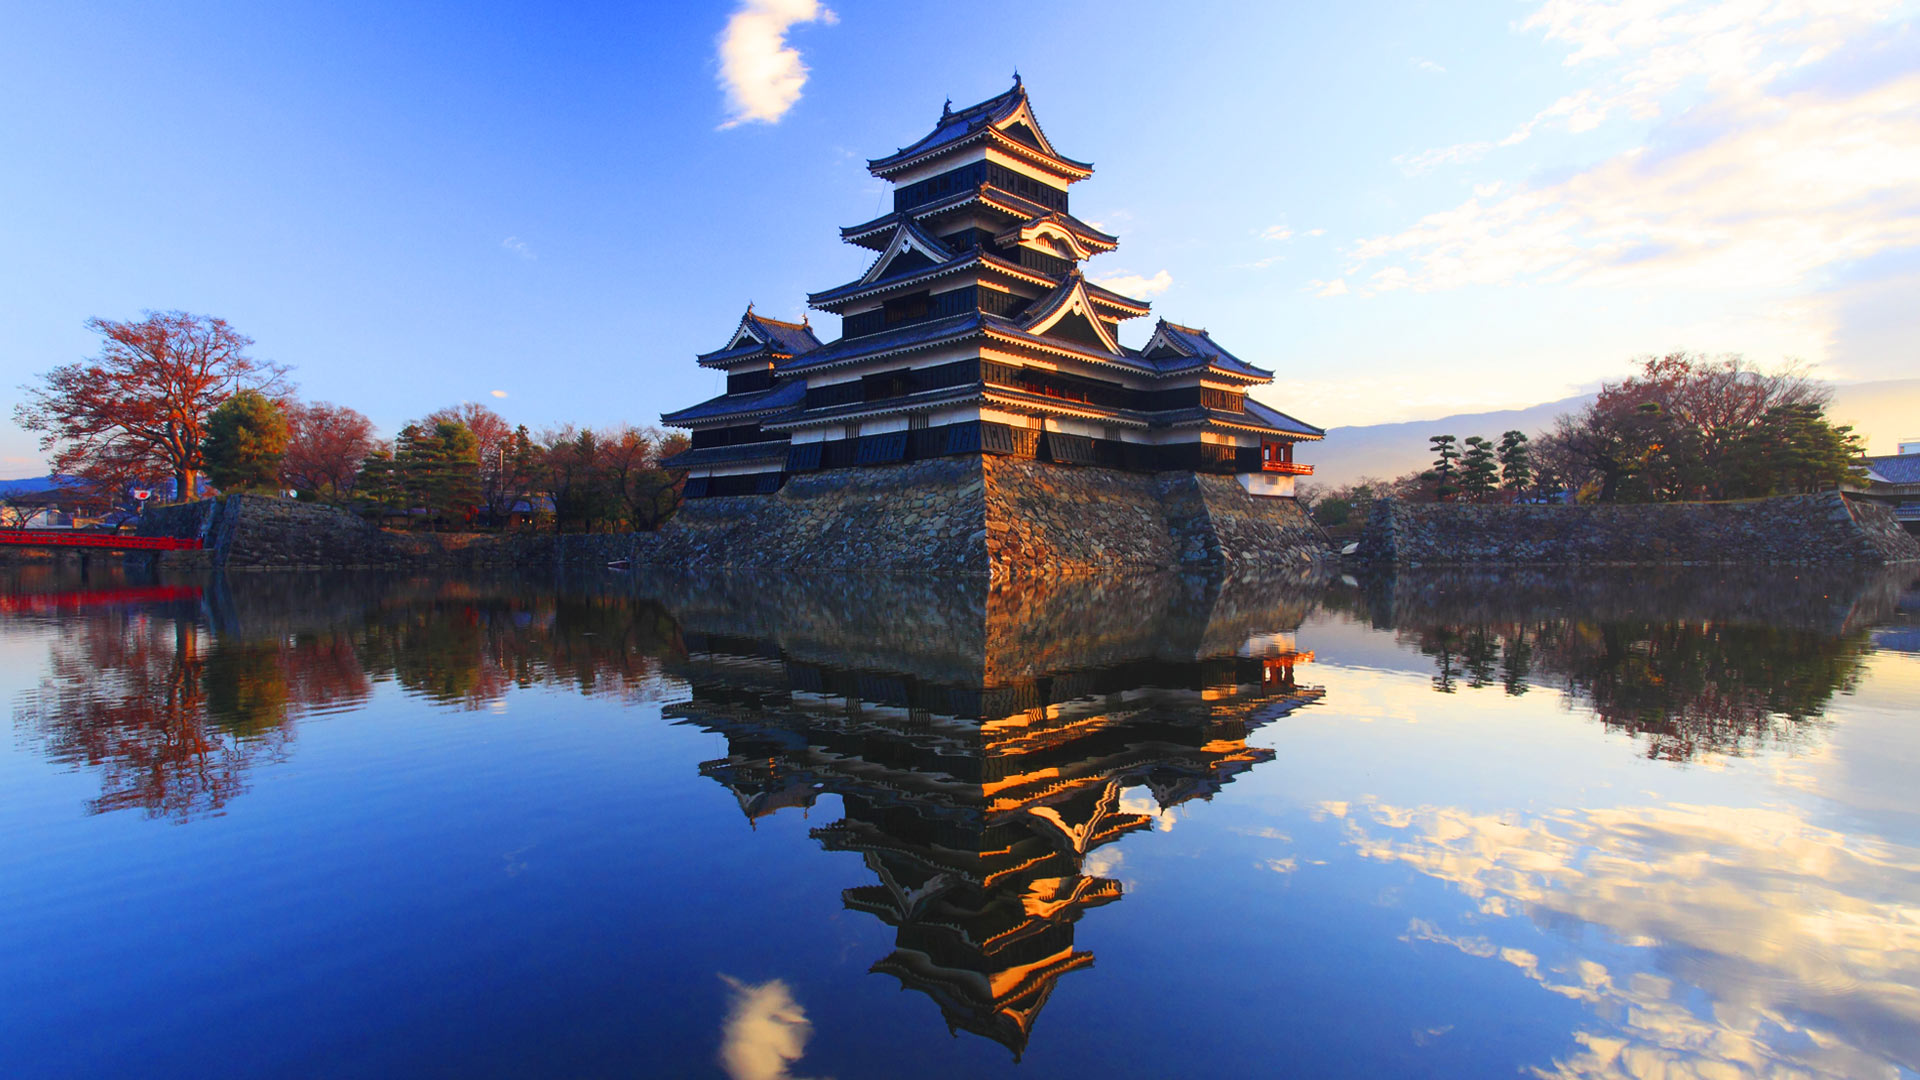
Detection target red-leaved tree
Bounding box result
[15,311,290,500]
[284,401,376,500]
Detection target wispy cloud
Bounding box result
[1413,57,1447,74]
[1396,0,1906,175]
[489,390,508,399]
[1360,1,1920,296]
[1090,269,1173,297]
[715,0,837,129]
[1309,278,1350,298]
[1261,224,1295,242]
[1357,73,1920,294]
[501,236,535,261]
[717,976,819,1080]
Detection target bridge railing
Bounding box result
[0,530,204,551]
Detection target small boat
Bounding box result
[605,558,632,572]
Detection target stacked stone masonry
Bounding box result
[1357,492,1920,566]
[566,458,1330,580]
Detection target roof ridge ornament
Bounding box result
[941,97,951,118]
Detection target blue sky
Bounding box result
[4,0,1916,473]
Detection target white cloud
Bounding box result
[1306,228,1327,237]
[717,976,820,1080]
[1262,224,1295,242]
[489,390,508,399]
[1413,57,1448,74]
[715,0,837,129]
[1355,73,1920,295]
[1358,1,1920,303]
[501,236,535,260]
[1090,269,1173,296]
[1309,278,1350,297]
[1401,0,1906,174]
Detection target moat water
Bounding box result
[2,564,1917,1079]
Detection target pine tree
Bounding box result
[1428,435,1460,500]
[1460,436,1499,500]
[393,421,481,529]
[1497,430,1532,496]
[432,420,481,527]
[353,448,403,522]
[202,389,290,493]
[1730,404,1866,496]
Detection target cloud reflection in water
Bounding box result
[1331,797,1920,1077]
[718,976,823,1080]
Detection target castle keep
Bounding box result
[660,79,1323,501]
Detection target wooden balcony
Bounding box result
[1261,460,1313,475]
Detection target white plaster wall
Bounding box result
[1238,472,1296,498]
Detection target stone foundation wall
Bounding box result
[1358,492,1920,566]
[561,456,989,574]
[137,494,545,570]
[563,457,1330,579]
[136,461,1332,576]
[981,457,1181,575]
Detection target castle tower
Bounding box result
[661,79,1322,500]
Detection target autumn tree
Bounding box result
[202,390,290,493]
[608,426,689,531]
[1536,353,1829,502]
[541,428,614,533]
[284,402,375,501]
[15,311,289,500]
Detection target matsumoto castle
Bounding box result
[661,78,1321,497]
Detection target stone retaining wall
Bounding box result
[137,494,544,570]
[1357,492,1920,566]
[135,461,1331,577]
[561,457,1330,580]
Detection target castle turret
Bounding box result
[661,79,1322,499]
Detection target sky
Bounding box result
[3,0,1917,475]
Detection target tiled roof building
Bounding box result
[1848,446,1920,531]
[662,79,1322,498]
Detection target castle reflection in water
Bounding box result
[663,574,1324,1055]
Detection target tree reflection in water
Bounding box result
[1336,567,1902,761]
[10,574,684,821]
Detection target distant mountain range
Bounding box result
[0,475,61,496]
[1305,379,1920,490]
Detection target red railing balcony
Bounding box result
[1261,460,1314,475]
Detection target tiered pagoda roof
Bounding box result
[867,76,1093,181]
[659,78,1325,489]
[693,307,823,369]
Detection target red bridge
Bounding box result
[0,585,205,614]
[0,530,202,552]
